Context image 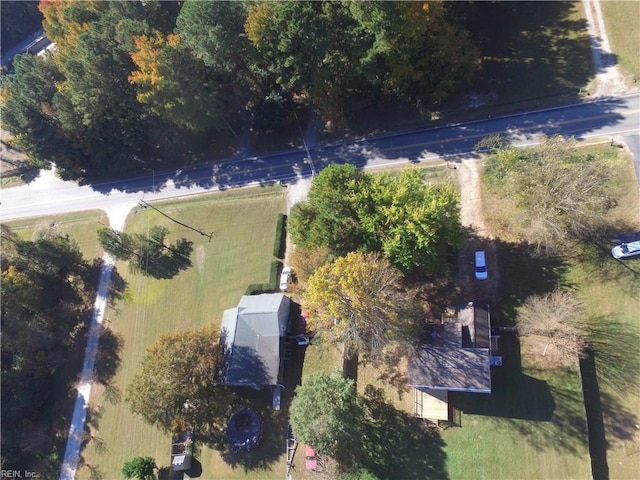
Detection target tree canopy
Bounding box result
[289,164,463,272]
[516,289,588,365]
[289,372,360,460]
[304,251,418,362]
[1,1,478,180]
[484,135,615,254]
[0,228,97,474]
[125,326,235,437]
[122,456,156,480]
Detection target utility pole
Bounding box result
[138,200,214,241]
[294,111,316,177]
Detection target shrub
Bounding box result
[273,213,287,259]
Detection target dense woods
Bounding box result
[0,227,100,474]
[1,0,478,180]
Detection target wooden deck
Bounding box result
[414,388,450,421]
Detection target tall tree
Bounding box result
[362,169,464,272]
[245,1,370,121]
[304,252,418,362]
[486,135,615,254]
[516,289,588,365]
[349,2,479,103]
[176,0,264,123]
[289,164,369,256]
[289,372,360,460]
[128,31,235,133]
[289,165,463,272]
[37,1,167,178]
[1,229,96,474]
[0,54,80,169]
[126,327,235,436]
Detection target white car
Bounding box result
[280,266,292,291]
[475,250,488,280]
[611,240,640,259]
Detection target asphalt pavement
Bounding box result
[1,93,639,222]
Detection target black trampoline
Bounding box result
[227,408,262,452]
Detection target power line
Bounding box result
[138,199,214,241]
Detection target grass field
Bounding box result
[445,366,590,480]
[600,1,640,81]
[5,209,108,260]
[565,145,640,479]
[480,142,640,479]
[71,187,286,480]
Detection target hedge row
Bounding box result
[273,213,287,259]
[245,260,281,295]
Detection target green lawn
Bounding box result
[564,146,640,479]
[444,367,590,479]
[478,142,640,479]
[5,210,108,260]
[600,1,640,81]
[74,187,287,480]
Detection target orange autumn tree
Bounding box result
[128,30,232,132]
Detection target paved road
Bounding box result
[2,93,639,222]
[1,28,50,67]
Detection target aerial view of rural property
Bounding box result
[1,1,639,479]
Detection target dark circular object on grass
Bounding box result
[227,408,262,452]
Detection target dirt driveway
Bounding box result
[455,157,499,303]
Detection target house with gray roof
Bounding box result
[220,293,291,388]
[408,303,496,422]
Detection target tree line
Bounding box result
[0,227,102,475]
[1,1,478,180]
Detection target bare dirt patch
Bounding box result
[455,157,500,302]
[583,0,640,97]
[456,157,488,235]
[195,245,205,271]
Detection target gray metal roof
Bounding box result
[408,303,491,393]
[220,294,289,387]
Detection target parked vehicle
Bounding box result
[475,250,488,280]
[305,445,319,471]
[280,266,292,291]
[611,240,640,259]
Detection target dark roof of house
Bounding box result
[408,303,491,393]
[220,294,290,387]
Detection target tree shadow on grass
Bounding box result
[460,1,594,104]
[358,385,448,480]
[451,335,589,457]
[586,316,640,395]
[93,327,123,404]
[576,224,640,288]
[217,389,288,473]
[492,239,569,324]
